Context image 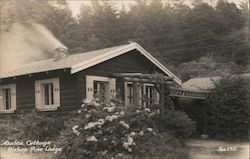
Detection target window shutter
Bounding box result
[0,89,3,111]
[86,76,94,101]
[53,78,60,107]
[124,82,128,107]
[109,78,116,101]
[35,81,42,108]
[10,84,16,110]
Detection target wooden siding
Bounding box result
[0,50,167,113]
[0,70,79,112]
[59,74,79,111]
[16,78,35,110]
[83,50,164,75]
[75,50,165,102]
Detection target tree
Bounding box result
[216,0,245,31]
[77,1,119,51]
[176,57,246,81]
[40,2,80,52]
[205,76,249,139]
[0,0,80,53]
[1,0,248,67]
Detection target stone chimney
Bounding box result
[54,47,68,61]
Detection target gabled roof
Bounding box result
[0,42,182,85]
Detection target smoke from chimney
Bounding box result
[0,23,67,73]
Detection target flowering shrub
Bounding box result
[55,98,188,159]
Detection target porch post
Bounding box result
[133,82,138,106]
[203,101,208,134]
[159,84,165,106]
[159,84,165,120]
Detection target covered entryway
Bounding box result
[112,73,174,120]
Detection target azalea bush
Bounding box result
[55,98,189,159]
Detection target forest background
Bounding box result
[1,0,249,81]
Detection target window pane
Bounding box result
[44,84,50,105]
[145,86,154,104]
[127,83,133,104]
[150,87,153,98]
[3,89,11,110]
[43,83,53,105]
[93,81,108,103]
[51,84,54,105]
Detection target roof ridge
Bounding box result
[70,44,129,56]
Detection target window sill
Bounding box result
[36,106,60,112]
[0,110,15,114]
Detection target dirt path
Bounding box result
[186,139,249,159]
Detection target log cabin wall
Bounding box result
[0,70,79,112]
[0,49,166,113]
[75,50,165,103]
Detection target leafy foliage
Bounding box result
[23,114,65,140]
[55,98,191,159]
[160,110,196,138]
[176,57,246,81]
[1,0,248,69]
[0,112,66,142]
[205,76,249,139]
[0,100,193,159]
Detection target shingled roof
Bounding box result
[0,42,182,85]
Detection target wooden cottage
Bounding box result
[0,42,181,114]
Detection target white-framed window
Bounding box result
[35,78,60,111]
[142,83,159,106]
[0,84,16,114]
[124,82,159,107]
[86,75,116,104]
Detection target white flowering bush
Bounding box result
[56,98,190,159]
[55,98,170,159]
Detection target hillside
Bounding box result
[1,0,248,79]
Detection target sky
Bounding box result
[67,0,247,17]
[67,0,135,16]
